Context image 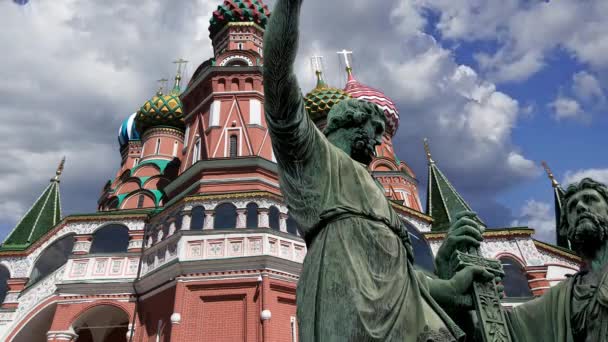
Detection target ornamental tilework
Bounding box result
[127,259,139,275]
[208,240,224,258]
[110,260,124,275]
[280,243,292,259]
[228,240,244,257]
[268,239,277,255]
[249,238,262,255]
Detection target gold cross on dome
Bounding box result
[311,55,324,73]
[156,78,168,94]
[173,58,189,75]
[337,49,353,69]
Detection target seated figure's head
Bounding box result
[559,178,608,258]
[323,99,386,166]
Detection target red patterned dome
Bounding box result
[344,73,400,137]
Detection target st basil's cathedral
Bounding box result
[0,0,581,341]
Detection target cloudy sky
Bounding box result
[1,0,606,244]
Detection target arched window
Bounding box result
[214,203,237,229]
[500,256,533,297]
[90,224,130,254]
[286,213,299,235]
[137,195,145,209]
[192,138,201,164]
[229,135,238,158]
[175,214,183,231]
[269,206,280,231]
[28,234,75,286]
[402,220,435,273]
[190,206,205,230]
[231,78,240,91]
[0,266,10,305]
[172,141,178,157]
[184,126,190,148]
[72,304,130,342]
[155,138,161,155]
[246,203,259,228]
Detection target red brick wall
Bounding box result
[178,278,261,342]
[137,285,177,342]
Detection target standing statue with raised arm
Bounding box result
[263,0,494,341]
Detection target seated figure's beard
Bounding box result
[568,212,608,258]
[350,128,375,165]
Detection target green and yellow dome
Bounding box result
[304,73,351,123]
[135,77,185,133]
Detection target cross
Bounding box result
[173,58,189,75]
[53,157,66,182]
[156,78,169,94]
[310,56,324,73]
[423,138,434,164]
[542,161,560,188]
[337,49,353,69]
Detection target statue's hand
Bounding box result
[447,266,494,310]
[435,211,484,279]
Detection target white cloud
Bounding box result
[563,168,608,187]
[549,97,585,121]
[419,0,608,82]
[572,71,605,102]
[0,0,217,233]
[0,0,540,236]
[511,200,556,243]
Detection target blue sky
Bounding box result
[0,0,606,244]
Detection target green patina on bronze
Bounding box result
[263,1,495,340]
[506,178,608,342]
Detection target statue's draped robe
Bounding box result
[267,100,464,341]
[507,270,608,342]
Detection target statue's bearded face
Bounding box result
[349,116,385,165]
[565,188,608,257]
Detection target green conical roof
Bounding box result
[424,142,483,232]
[1,159,64,251]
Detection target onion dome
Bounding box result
[304,71,351,123]
[118,113,141,147]
[135,75,185,134]
[343,68,400,137]
[209,0,271,38]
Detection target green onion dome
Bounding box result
[209,0,271,38]
[304,74,352,123]
[135,77,185,133]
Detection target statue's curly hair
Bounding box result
[323,99,386,137]
[559,177,608,237]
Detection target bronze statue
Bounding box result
[438,178,608,341]
[507,178,608,341]
[263,0,494,340]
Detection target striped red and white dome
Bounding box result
[344,74,400,137]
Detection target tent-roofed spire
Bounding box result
[542,161,570,249]
[424,139,483,231]
[0,158,64,251]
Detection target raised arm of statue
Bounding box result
[263,0,304,122]
[263,0,322,171]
